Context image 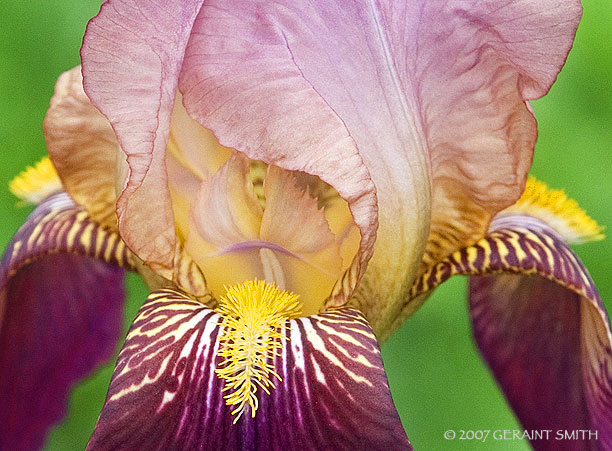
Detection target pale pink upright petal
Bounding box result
[178,0,581,334]
[81,0,206,276]
[180,1,422,330]
[408,0,582,271]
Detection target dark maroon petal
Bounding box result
[411,215,612,450]
[89,290,410,450]
[258,308,410,450]
[0,192,134,450]
[470,275,607,451]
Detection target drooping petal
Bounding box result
[177,0,581,334]
[0,192,135,451]
[469,275,608,450]
[44,66,121,228]
[81,0,207,276]
[409,214,612,449]
[88,289,410,450]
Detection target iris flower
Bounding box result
[1,0,611,449]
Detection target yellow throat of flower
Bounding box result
[215,280,301,422]
[9,156,62,204]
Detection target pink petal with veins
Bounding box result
[81,0,206,276]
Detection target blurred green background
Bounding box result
[0,1,610,449]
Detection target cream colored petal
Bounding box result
[169,96,232,180]
[260,166,335,254]
[325,197,361,271]
[43,67,120,228]
[186,160,345,312]
[272,252,342,316]
[166,154,203,241]
[191,154,263,250]
[291,172,360,269]
[187,247,265,301]
[260,166,345,310]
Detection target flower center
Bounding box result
[164,100,360,311]
[215,280,301,421]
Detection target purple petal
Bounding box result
[0,193,134,450]
[411,215,612,449]
[89,290,410,450]
[470,275,604,450]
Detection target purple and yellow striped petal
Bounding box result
[411,214,612,450]
[88,289,411,450]
[0,192,134,450]
[2,192,134,271]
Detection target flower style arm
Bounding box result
[88,289,411,450]
[0,190,135,451]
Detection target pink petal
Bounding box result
[178,0,581,333]
[81,0,581,335]
[420,0,580,269]
[81,0,206,276]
